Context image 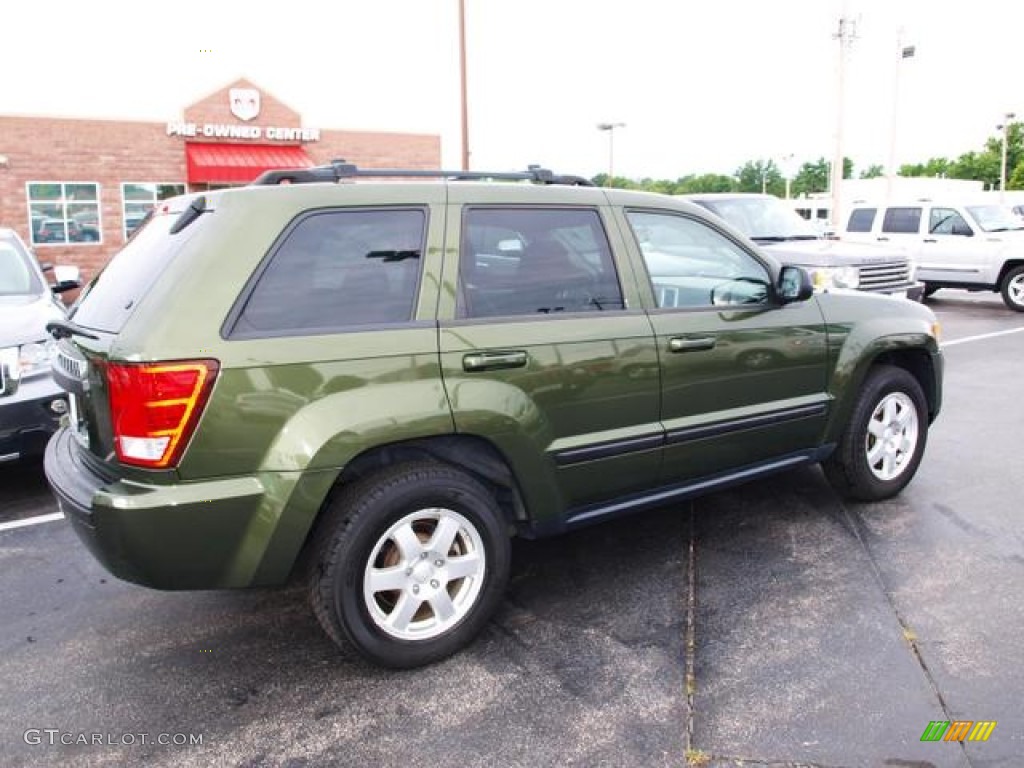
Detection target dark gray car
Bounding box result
[681,193,925,300]
[0,228,79,462]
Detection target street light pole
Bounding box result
[596,122,625,186]
[998,112,1015,202]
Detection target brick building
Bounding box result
[0,78,441,280]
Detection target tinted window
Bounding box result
[847,208,876,233]
[627,211,770,309]
[881,207,922,234]
[71,211,204,333]
[233,208,425,336]
[458,208,623,318]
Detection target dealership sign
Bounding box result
[166,88,320,141]
[165,122,321,141]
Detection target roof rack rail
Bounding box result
[251,160,594,187]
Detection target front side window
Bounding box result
[458,208,624,318]
[847,208,876,233]
[231,208,426,336]
[881,207,922,234]
[122,183,186,240]
[27,182,101,245]
[928,207,971,235]
[627,210,771,309]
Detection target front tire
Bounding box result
[1000,265,1024,311]
[310,462,510,668]
[822,365,928,501]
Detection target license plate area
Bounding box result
[68,393,91,448]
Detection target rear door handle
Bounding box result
[923,238,937,243]
[462,350,528,372]
[876,236,890,242]
[669,336,716,353]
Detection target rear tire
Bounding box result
[1000,265,1024,311]
[822,365,928,502]
[310,462,510,668]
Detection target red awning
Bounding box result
[185,143,313,184]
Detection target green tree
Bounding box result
[735,159,784,196]
[899,157,952,178]
[859,164,885,179]
[790,157,851,196]
[677,174,737,194]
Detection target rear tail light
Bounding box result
[105,359,219,468]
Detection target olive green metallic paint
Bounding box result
[435,201,663,526]
[49,183,943,592]
[815,291,943,443]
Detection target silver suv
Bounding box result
[682,194,924,301]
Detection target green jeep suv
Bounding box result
[45,162,943,667]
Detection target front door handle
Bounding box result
[923,238,937,243]
[669,336,716,353]
[876,236,890,242]
[462,350,528,372]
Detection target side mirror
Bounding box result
[51,265,81,294]
[778,265,813,303]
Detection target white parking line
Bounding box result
[942,326,1024,348]
[0,512,65,532]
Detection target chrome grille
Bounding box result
[859,261,912,292]
[56,348,88,380]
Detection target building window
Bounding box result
[122,183,187,240]
[27,182,101,245]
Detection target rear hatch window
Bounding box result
[69,198,211,333]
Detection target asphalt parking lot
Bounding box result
[1,291,1021,768]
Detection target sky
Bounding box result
[3,0,1022,181]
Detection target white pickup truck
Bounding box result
[840,200,1024,311]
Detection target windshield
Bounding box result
[965,205,1024,232]
[0,240,44,296]
[694,196,819,240]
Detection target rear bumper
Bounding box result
[44,427,281,589]
[0,375,67,462]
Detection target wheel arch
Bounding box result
[287,434,534,583]
[996,259,1024,287]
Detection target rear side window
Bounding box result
[458,208,624,318]
[846,208,876,233]
[881,207,922,234]
[231,208,425,336]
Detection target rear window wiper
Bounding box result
[46,319,99,340]
[366,249,421,262]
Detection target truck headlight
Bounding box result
[811,266,860,291]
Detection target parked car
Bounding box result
[0,227,80,462]
[45,163,943,668]
[681,193,924,300]
[841,200,1024,311]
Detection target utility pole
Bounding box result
[458,0,470,171]
[831,14,857,232]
